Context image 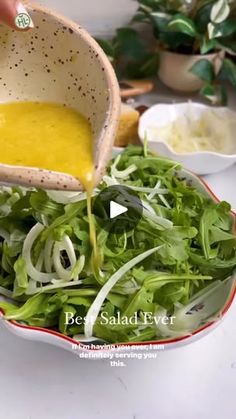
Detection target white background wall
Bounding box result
[36,0,137,36]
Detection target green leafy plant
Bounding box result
[136,0,236,103]
[97,0,236,104]
[97,27,159,79]
[135,0,236,53]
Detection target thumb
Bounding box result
[0,0,34,29]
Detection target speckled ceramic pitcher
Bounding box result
[0,2,120,190]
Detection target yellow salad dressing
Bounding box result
[0,101,98,266]
[0,101,94,188]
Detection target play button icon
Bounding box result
[93,185,143,234]
[110,201,128,219]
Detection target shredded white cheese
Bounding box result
[149,109,235,154]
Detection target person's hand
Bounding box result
[0,0,34,29]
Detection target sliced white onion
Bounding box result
[27,279,38,294]
[159,194,171,209]
[71,255,85,281]
[141,200,156,215]
[147,181,161,200]
[115,279,140,295]
[22,223,57,283]
[36,251,44,271]
[154,308,188,338]
[127,185,169,194]
[52,235,76,281]
[0,204,11,216]
[0,286,13,299]
[53,242,72,281]
[103,175,168,195]
[103,175,119,187]
[44,238,54,273]
[46,190,99,204]
[1,186,13,194]
[130,278,139,289]
[63,236,77,266]
[46,190,86,204]
[111,154,137,179]
[41,215,48,227]
[141,201,173,229]
[0,229,10,243]
[65,191,99,203]
[112,165,137,179]
[26,279,83,295]
[84,245,163,338]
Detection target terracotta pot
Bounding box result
[158,50,224,93]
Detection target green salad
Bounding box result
[0,146,235,343]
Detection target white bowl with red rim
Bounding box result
[0,168,235,355]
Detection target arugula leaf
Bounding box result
[122,288,154,317]
[59,304,76,335]
[13,257,28,297]
[4,294,49,321]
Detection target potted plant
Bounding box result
[134,0,236,101]
[98,0,236,104]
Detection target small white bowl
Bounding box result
[139,103,236,175]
